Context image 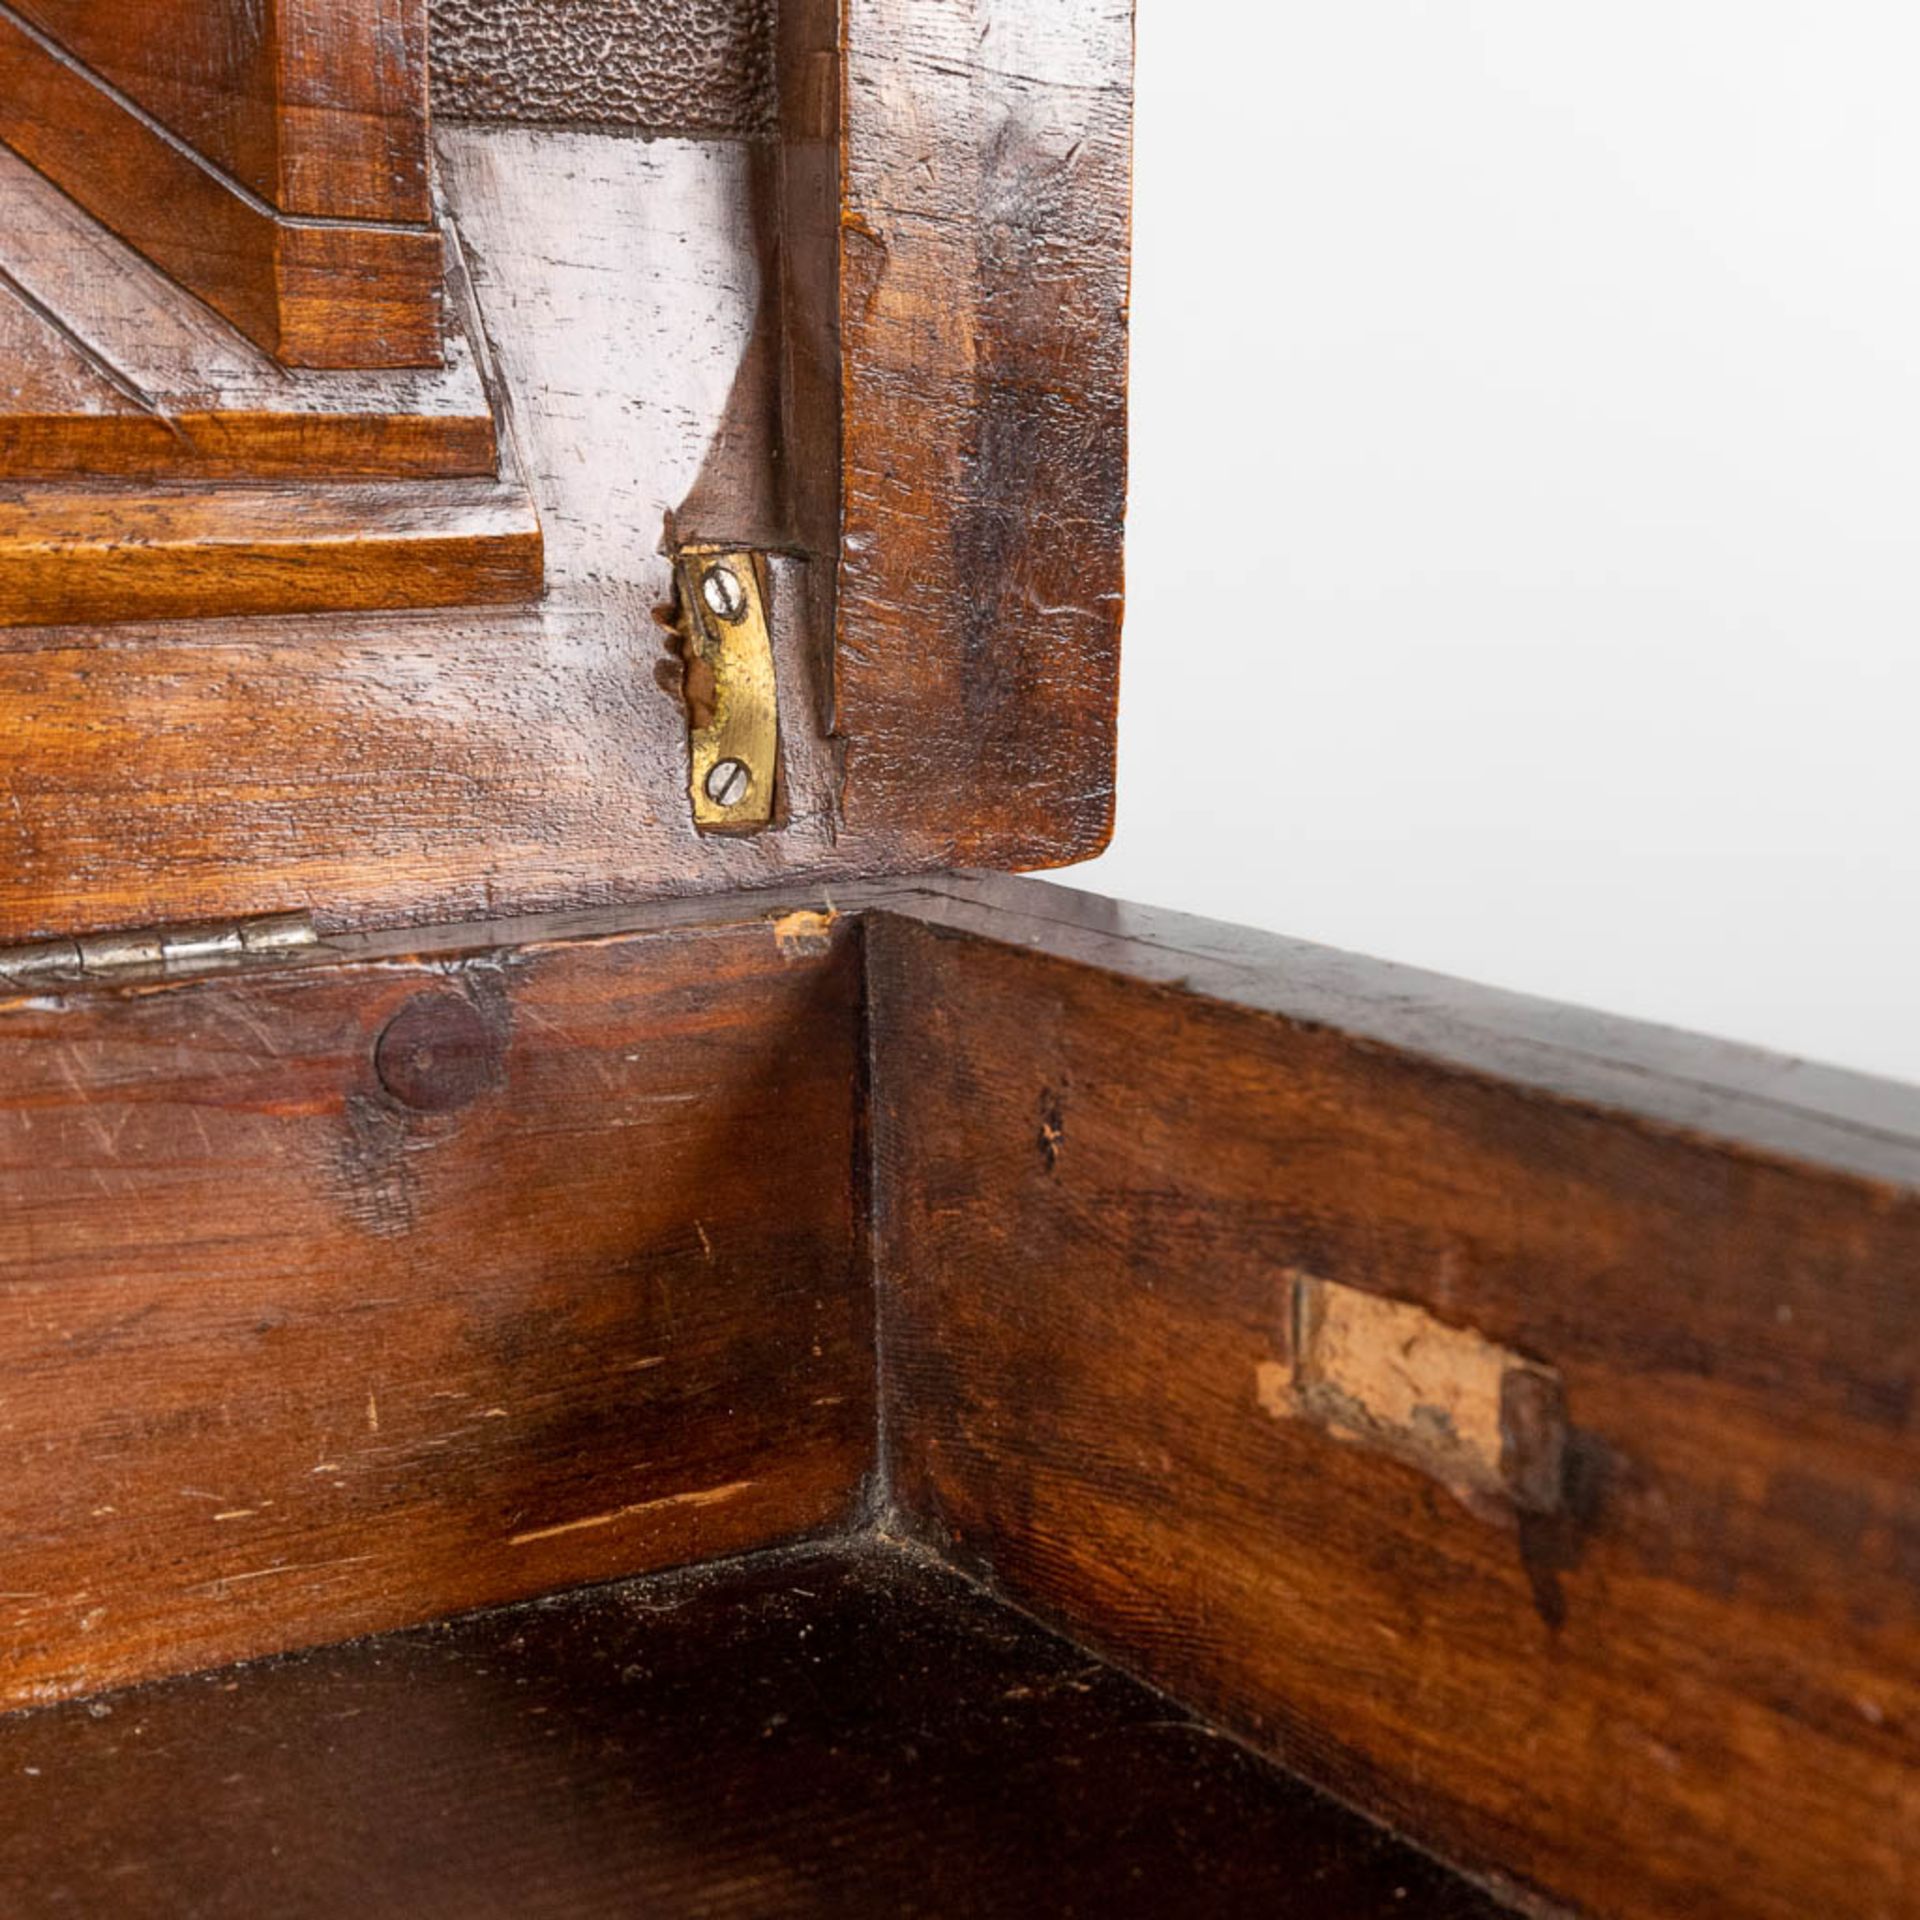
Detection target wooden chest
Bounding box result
[0,5,1911,1916]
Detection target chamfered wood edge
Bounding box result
[8,0,434,225]
[870,871,1920,1193]
[0,221,541,629]
[0,144,499,484]
[0,476,543,628]
[0,2,443,369]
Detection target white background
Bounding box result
[1072,1,1920,1085]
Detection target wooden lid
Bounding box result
[0,0,1132,944]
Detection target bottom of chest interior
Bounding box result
[0,1540,1507,1920]
[2,871,1913,1920]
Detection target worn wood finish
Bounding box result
[0,469,543,629]
[0,5,1134,930]
[0,124,1107,942]
[0,123,679,922]
[7,0,284,202]
[430,0,776,136]
[774,0,841,732]
[833,0,1132,865]
[0,904,870,1710]
[0,149,495,481]
[870,874,1920,1920]
[0,129,775,935]
[10,0,432,221]
[0,2,441,367]
[0,1541,1508,1918]
[0,272,128,432]
[0,145,530,623]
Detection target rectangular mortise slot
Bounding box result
[1259,1271,1567,1517]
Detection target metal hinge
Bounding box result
[670,545,780,835]
[0,911,318,986]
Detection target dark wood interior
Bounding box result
[0,4,1911,1915]
[3,873,1915,1918]
[0,1542,1514,1920]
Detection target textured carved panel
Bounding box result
[429,0,776,135]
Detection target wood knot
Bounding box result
[374,992,503,1114]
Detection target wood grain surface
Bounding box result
[8,0,283,203]
[0,470,542,629]
[869,874,1920,1920]
[0,1,442,367]
[0,272,127,434]
[0,132,809,939]
[0,2,1134,933]
[0,904,871,1710]
[271,0,434,223]
[10,0,432,221]
[0,96,1129,941]
[0,1541,1509,1919]
[0,147,495,482]
[1,867,1913,1919]
[833,0,1132,866]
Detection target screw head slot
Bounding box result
[705,758,752,808]
[701,564,747,623]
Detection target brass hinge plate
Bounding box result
[673,546,779,835]
[0,911,318,986]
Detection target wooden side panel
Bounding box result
[835,0,1132,867]
[10,0,432,222]
[871,883,1920,1920]
[0,910,871,1709]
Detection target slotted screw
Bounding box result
[706,759,752,808]
[701,564,747,622]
